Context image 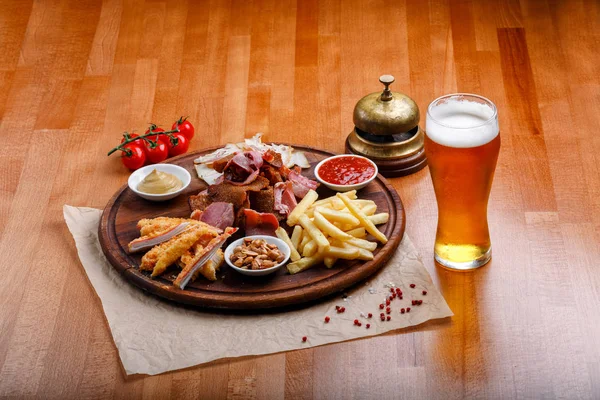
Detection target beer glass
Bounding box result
[425,94,500,270]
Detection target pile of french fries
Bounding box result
[275,189,389,274]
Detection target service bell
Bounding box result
[345,75,427,177]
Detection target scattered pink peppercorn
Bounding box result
[325,316,330,323]
[410,284,416,288]
[366,323,371,329]
[302,336,307,342]
[358,322,362,327]
[422,290,427,295]
[368,313,373,318]
[386,299,390,306]
[401,308,405,314]
[354,319,359,325]
[406,307,411,312]
[380,315,385,321]
[386,307,391,314]
[340,307,346,313]
[390,288,395,293]
[412,300,417,306]
[418,300,423,305]
[386,316,391,321]
[379,303,384,309]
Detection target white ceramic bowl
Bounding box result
[314,154,378,192]
[225,235,291,276]
[128,164,191,201]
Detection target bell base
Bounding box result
[345,137,427,177]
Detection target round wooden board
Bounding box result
[99,145,405,310]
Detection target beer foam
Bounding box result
[426,97,499,148]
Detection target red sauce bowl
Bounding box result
[314,155,378,192]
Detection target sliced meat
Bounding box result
[273,181,297,217]
[198,202,235,230]
[288,170,320,199]
[243,209,279,237]
[223,151,264,185]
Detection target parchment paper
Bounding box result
[63,205,452,375]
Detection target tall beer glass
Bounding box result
[425,94,500,270]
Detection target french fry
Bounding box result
[287,254,324,274]
[337,193,388,244]
[298,214,330,252]
[369,213,389,225]
[313,210,353,240]
[361,203,377,216]
[315,206,360,226]
[345,237,378,251]
[275,227,301,261]
[290,225,303,249]
[324,256,337,268]
[346,227,366,238]
[353,199,376,207]
[298,233,311,253]
[310,190,357,208]
[354,247,374,261]
[302,240,317,257]
[287,189,319,226]
[331,240,375,261]
[341,214,390,231]
[324,245,360,260]
[331,198,346,210]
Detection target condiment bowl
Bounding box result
[225,235,291,276]
[128,164,191,201]
[314,154,378,192]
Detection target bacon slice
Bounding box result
[198,202,235,230]
[174,227,238,289]
[243,209,279,236]
[273,181,297,217]
[288,170,319,199]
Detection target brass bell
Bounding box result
[345,75,427,177]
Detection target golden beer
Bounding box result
[425,94,500,270]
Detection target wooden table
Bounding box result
[1,0,598,398]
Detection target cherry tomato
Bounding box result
[172,117,194,141]
[144,140,169,164]
[167,133,189,157]
[121,144,146,170]
[145,125,168,145]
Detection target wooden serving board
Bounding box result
[99,145,405,310]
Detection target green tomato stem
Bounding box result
[107,127,180,156]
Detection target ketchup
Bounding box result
[318,156,376,185]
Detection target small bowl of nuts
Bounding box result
[225,235,291,276]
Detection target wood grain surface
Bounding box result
[0,0,598,398]
[98,146,404,309]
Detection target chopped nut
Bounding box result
[231,238,285,270]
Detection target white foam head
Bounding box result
[426,94,499,148]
